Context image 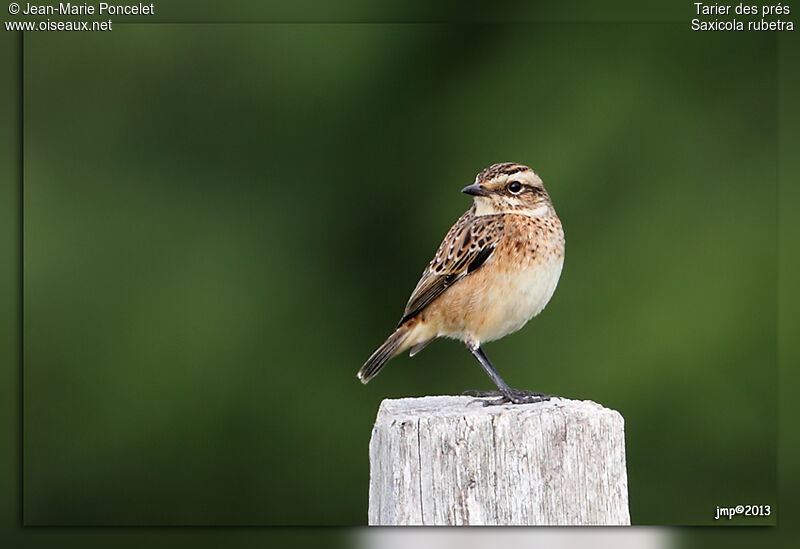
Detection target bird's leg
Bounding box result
[462,342,552,405]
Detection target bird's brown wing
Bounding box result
[398,211,505,326]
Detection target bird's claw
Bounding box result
[463,388,554,406]
[462,389,501,397]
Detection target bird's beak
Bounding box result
[461,183,490,197]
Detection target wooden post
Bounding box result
[368,396,630,526]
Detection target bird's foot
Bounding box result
[462,388,554,406]
[462,389,503,397]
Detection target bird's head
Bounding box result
[461,162,554,217]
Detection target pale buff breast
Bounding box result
[472,251,564,342]
[422,215,565,344]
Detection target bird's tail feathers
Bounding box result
[357,325,412,384]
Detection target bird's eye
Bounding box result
[507,181,523,194]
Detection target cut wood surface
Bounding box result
[368,395,630,526]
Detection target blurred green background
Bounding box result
[21,22,776,526]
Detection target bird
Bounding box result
[356,162,565,405]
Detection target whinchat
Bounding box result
[357,162,565,405]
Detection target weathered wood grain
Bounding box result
[368,396,630,525]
